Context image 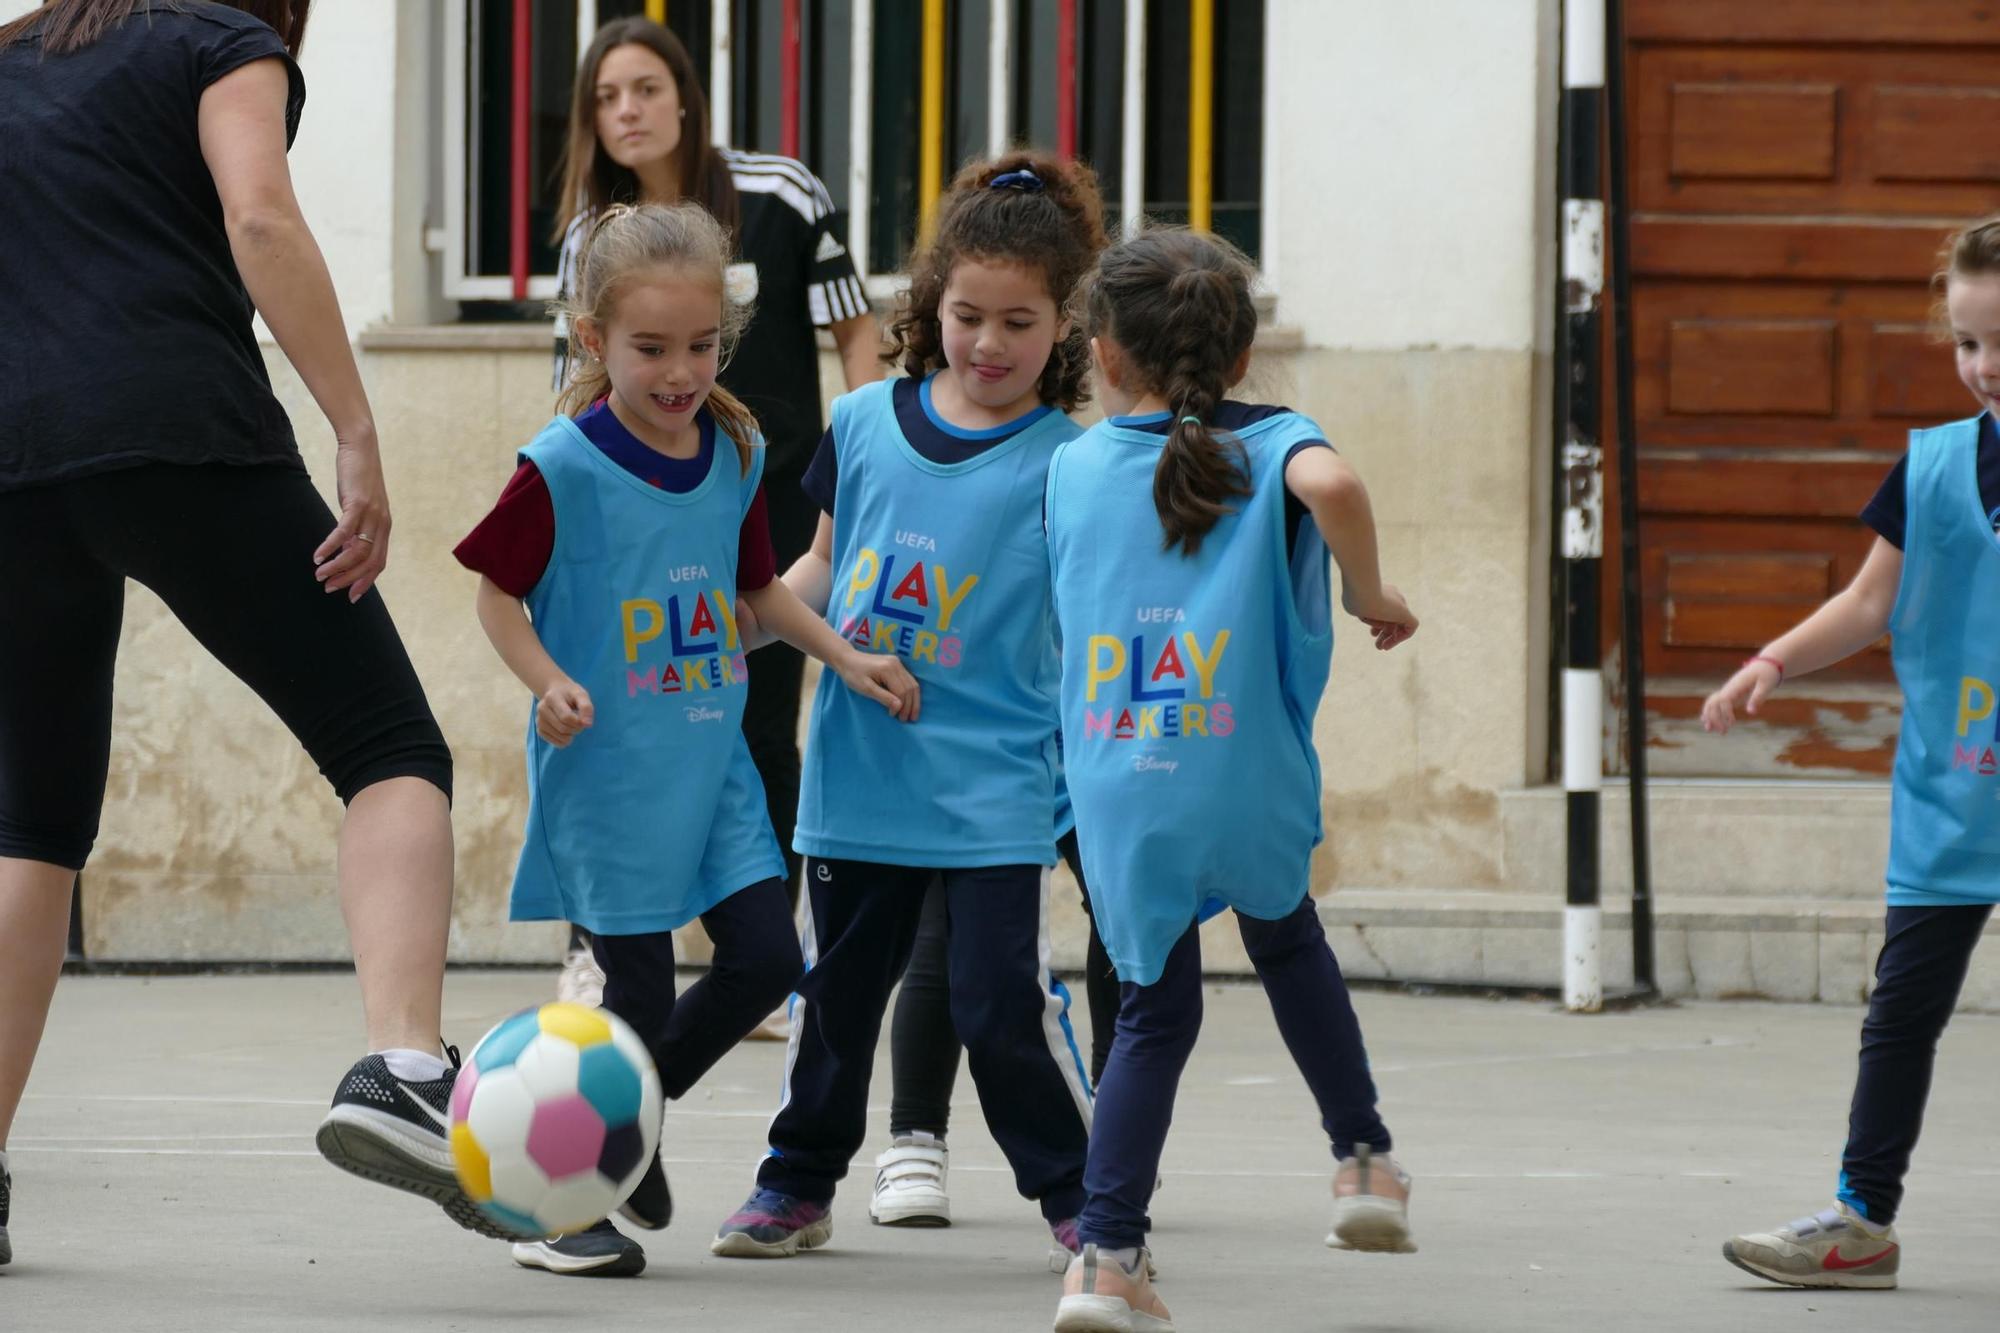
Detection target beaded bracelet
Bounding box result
[1744,654,1785,684]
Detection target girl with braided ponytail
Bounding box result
[712,152,1105,1265]
[1046,227,1419,1332]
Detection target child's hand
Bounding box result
[1346,583,1418,650]
[537,679,595,747]
[835,648,922,722]
[735,597,760,647]
[1701,659,1780,734]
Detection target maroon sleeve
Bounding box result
[737,484,777,592]
[453,461,556,597]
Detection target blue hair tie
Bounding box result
[989,168,1044,193]
[1180,415,1202,427]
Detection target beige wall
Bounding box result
[82,329,1546,963]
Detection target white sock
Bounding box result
[0,1147,10,1176]
[908,1131,943,1149]
[1842,1202,1890,1236]
[1101,1245,1143,1274]
[375,1048,451,1082]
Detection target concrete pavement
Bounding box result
[4,973,1997,1332]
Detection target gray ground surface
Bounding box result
[4,973,1996,1331]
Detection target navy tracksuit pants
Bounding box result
[1077,894,1391,1251]
[1836,903,1994,1225]
[758,857,1093,1220]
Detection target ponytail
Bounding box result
[1085,229,1261,555]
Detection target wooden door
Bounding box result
[1614,0,2000,777]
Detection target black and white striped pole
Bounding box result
[1559,0,1605,1013]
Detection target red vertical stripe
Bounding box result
[1056,0,1077,158]
[782,0,802,160]
[510,0,533,300]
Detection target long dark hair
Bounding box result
[551,18,738,244]
[885,150,1108,413]
[0,0,310,55]
[1084,227,1260,556]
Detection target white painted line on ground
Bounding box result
[1372,1037,1751,1075]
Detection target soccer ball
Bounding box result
[448,1001,663,1237]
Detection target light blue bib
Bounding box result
[509,416,785,933]
[1886,414,2000,906]
[795,379,1079,867]
[1046,412,1334,983]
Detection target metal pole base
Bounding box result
[1563,903,1602,1012]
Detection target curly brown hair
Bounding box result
[884,151,1109,412]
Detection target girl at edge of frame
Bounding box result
[710,151,1106,1268]
[1704,214,2000,1294]
[1043,224,1421,1332]
[453,201,917,1275]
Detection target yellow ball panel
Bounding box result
[451,1122,493,1202]
[537,1001,612,1048]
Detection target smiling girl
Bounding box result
[1706,215,2000,1292]
[710,152,1106,1264]
[454,203,915,1277]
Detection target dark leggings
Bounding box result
[1836,903,1993,1225]
[888,830,1119,1137]
[589,877,804,1099]
[739,459,819,903]
[1078,894,1390,1250]
[0,463,451,869]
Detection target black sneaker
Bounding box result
[314,1049,528,1241]
[511,1218,646,1277]
[1,1157,12,1267]
[618,1149,672,1231]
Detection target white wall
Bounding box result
[1268,0,1552,352]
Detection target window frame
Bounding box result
[436,0,1277,304]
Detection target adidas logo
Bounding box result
[815,232,848,263]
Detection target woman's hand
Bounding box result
[313,427,391,602]
[834,647,922,722]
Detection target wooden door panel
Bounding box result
[1630,282,1965,453]
[1630,1,2000,46]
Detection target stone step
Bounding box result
[1316,888,2000,1010]
[1500,779,1891,900]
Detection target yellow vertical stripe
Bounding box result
[645,0,666,24]
[1188,0,1213,232]
[920,0,947,238]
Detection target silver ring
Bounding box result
[356,534,376,545]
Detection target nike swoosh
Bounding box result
[1823,1243,1896,1271]
[399,1085,452,1133]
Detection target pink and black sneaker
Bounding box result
[710,1188,832,1258]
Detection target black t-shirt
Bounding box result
[0,4,306,492]
[799,374,1053,512]
[1860,413,2000,549]
[555,150,867,480]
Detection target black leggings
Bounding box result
[0,463,452,869]
[888,830,1120,1138]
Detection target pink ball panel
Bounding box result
[525,1093,607,1179]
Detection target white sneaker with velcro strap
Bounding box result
[869,1134,950,1227]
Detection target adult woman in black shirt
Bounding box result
[0,0,491,1263]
